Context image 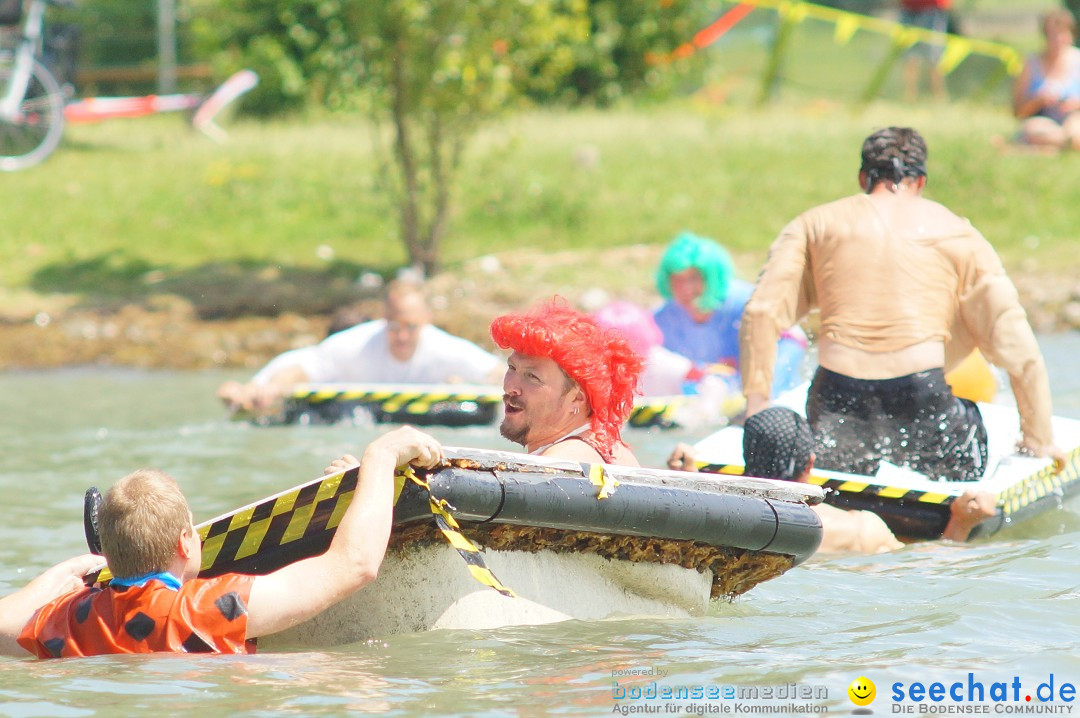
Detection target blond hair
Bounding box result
[98,469,191,579]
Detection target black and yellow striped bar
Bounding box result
[294,387,501,408]
[287,385,744,430]
[192,463,516,596]
[285,386,502,428]
[699,446,1080,539]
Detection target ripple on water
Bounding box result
[2,364,1080,715]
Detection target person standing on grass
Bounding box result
[899,0,951,102]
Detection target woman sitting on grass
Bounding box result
[1012,10,1080,152]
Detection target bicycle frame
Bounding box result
[0,0,46,120]
[0,0,256,170]
[64,69,259,142]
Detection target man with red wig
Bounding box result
[490,300,644,466]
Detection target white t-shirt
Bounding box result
[259,319,501,385]
[251,347,318,385]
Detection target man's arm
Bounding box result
[666,442,698,472]
[1011,60,1042,119]
[955,245,1063,465]
[941,489,997,542]
[744,392,770,419]
[813,505,903,554]
[0,554,102,657]
[740,215,815,413]
[219,330,369,414]
[218,364,311,414]
[245,426,444,639]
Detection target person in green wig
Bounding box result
[653,232,806,396]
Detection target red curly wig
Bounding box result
[490,299,645,459]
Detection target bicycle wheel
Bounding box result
[0,57,65,171]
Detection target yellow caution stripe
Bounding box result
[399,466,516,597]
[700,463,952,505]
[429,501,516,598]
[998,447,1080,517]
[697,461,745,476]
[627,393,745,429]
[194,469,359,577]
[291,387,502,413]
[701,448,1080,517]
[795,473,948,504]
[292,386,746,430]
[101,464,516,599]
[90,468,361,584]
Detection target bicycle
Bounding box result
[0,0,257,171]
[0,0,66,171]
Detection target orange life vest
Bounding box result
[18,573,256,658]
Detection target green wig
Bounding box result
[655,232,735,313]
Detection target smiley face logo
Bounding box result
[848,676,876,706]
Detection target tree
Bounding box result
[522,0,719,105]
[343,1,593,274]
[192,0,590,275]
[190,0,724,273]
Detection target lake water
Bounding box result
[3,334,1080,717]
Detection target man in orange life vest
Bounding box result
[3,426,442,658]
[4,301,644,658]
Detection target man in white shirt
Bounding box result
[218,280,502,414]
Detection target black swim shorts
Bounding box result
[806,367,988,482]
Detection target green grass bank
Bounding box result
[3,101,1078,291]
[1,98,1078,368]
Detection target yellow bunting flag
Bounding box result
[1002,48,1024,76]
[833,15,859,45]
[892,26,919,50]
[937,36,972,75]
[779,0,808,24]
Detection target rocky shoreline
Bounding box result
[1,247,1076,372]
